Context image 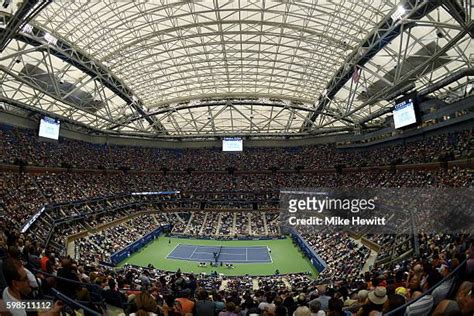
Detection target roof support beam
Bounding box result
[0,65,118,126]
[351,28,470,126]
[0,0,51,52]
[110,99,354,130]
[0,96,105,134]
[441,0,474,37]
[300,0,442,132]
[7,28,168,134]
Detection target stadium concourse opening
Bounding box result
[0,1,473,316]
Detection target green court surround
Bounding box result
[118,236,318,277]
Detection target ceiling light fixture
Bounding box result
[391,5,406,21]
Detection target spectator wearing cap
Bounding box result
[395,287,407,299]
[431,264,453,306]
[357,290,368,305]
[356,287,387,316]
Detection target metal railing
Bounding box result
[385,258,467,315]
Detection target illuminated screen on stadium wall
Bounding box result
[38,116,60,140]
[393,97,418,129]
[222,137,243,151]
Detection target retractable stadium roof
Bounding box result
[0,0,472,139]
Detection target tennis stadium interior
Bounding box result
[0,1,473,315]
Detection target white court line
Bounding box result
[192,251,215,255]
[166,256,272,263]
[167,244,271,263]
[218,259,272,263]
[266,246,273,263]
[191,251,245,257]
[165,243,181,259]
[218,253,247,256]
[167,255,198,261]
[189,245,198,259]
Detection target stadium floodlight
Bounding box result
[43,32,57,45]
[391,5,406,21]
[22,23,33,34]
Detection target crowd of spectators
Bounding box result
[250,212,267,236]
[0,222,472,316]
[186,212,206,235]
[265,214,280,236]
[0,125,473,315]
[218,212,234,236]
[0,125,471,171]
[299,229,370,284]
[172,211,280,238]
[76,214,158,264]
[236,212,250,235]
[1,167,471,234]
[0,166,472,268]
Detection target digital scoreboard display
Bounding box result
[393,98,417,129]
[222,137,243,152]
[39,116,60,140]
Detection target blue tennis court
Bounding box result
[166,244,272,263]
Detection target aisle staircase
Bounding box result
[262,214,269,235]
[215,213,222,237]
[199,213,208,235]
[184,213,194,233]
[247,213,252,235]
[231,212,237,236]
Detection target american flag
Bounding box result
[352,65,360,83]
